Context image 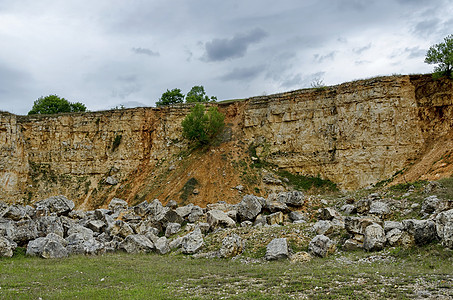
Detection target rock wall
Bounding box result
[1,74,452,206]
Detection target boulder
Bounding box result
[108,198,128,212]
[319,207,341,221]
[119,234,154,254]
[187,206,204,223]
[165,200,178,209]
[154,207,183,228]
[206,201,232,212]
[27,233,68,259]
[2,205,26,221]
[86,220,106,233]
[237,195,263,221]
[345,216,382,235]
[110,220,134,238]
[181,228,204,254]
[340,204,356,215]
[383,221,404,233]
[403,219,438,246]
[363,223,386,251]
[265,238,289,260]
[165,222,181,237]
[267,211,284,225]
[289,211,306,222]
[369,201,391,218]
[421,195,441,215]
[0,218,16,240]
[219,234,244,258]
[308,235,336,257]
[13,219,38,245]
[169,237,183,250]
[154,237,170,255]
[175,204,194,219]
[262,173,282,185]
[37,216,64,237]
[265,194,290,213]
[35,195,75,216]
[207,210,236,229]
[0,236,17,257]
[133,201,151,217]
[105,176,118,185]
[253,214,267,227]
[278,191,305,207]
[436,209,453,249]
[313,220,333,235]
[342,238,363,250]
[386,228,414,247]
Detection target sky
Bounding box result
[0,0,452,115]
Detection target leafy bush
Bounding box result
[425,34,453,79]
[156,88,185,106]
[185,86,217,103]
[28,94,87,115]
[181,104,225,146]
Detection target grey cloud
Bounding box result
[204,28,268,62]
[413,19,441,38]
[313,51,336,63]
[405,47,426,59]
[353,43,372,55]
[220,65,266,81]
[280,74,303,88]
[131,47,160,57]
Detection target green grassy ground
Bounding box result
[1,245,452,299]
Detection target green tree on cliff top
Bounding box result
[425,34,453,79]
[28,95,87,115]
[185,86,217,103]
[156,88,185,107]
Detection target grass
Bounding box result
[1,246,452,299]
[278,170,338,193]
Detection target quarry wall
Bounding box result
[1,74,452,206]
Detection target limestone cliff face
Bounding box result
[0,74,452,207]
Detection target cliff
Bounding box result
[1,74,452,208]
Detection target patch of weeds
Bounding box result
[278,170,338,192]
[112,134,122,152]
[12,247,27,258]
[389,180,427,193]
[180,177,199,204]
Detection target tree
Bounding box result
[28,95,87,115]
[185,85,217,103]
[156,88,185,107]
[425,34,453,79]
[181,103,225,146]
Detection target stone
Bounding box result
[344,216,382,235]
[241,221,253,227]
[154,237,170,255]
[436,209,453,249]
[383,221,403,232]
[363,223,386,251]
[207,210,236,229]
[290,251,312,263]
[206,201,232,212]
[289,211,306,222]
[108,198,128,212]
[313,220,333,235]
[0,236,17,257]
[13,219,38,245]
[340,204,356,215]
[165,222,181,237]
[343,238,363,250]
[166,200,178,209]
[197,222,211,234]
[319,207,341,220]
[278,191,305,207]
[2,205,26,221]
[265,238,289,260]
[154,207,183,227]
[86,220,106,233]
[355,199,371,214]
[27,233,68,259]
[237,195,263,221]
[110,220,134,238]
[262,174,282,185]
[181,228,204,254]
[67,225,94,240]
[264,194,289,213]
[187,206,204,223]
[386,228,414,247]
[267,211,284,225]
[133,201,151,217]
[175,204,194,219]
[41,239,69,259]
[220,234,244,258]
[253,214,267,226]
[35,195,75,216]
[119,234,154,254]
[105,176,118,185]
[421,195,441,215]
[227,210,237,221]
[403,219,437,245]
[369,201,391,218]
[169,237,183,250]
[308,235,336,257]
[37,215,64,237]
[0,219,16,240]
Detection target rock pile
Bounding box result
[0,191,305,259]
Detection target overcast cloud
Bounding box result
[0,0,452,114]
